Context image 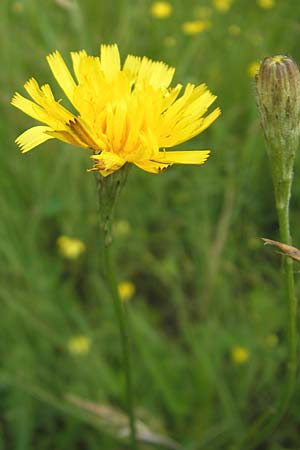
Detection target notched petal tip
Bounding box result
[46,50,62,65]
[201,150,211,162]
[11,92,19,105]
[15,126,54,153]
[24,77,38,90]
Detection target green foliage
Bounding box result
[1,0,300,448]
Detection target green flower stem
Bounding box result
[235,177,297,450]
[103,240,138,450]
[95,166,137,450]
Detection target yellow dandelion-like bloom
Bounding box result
[68,335,91,355]
[150,1,172,18]
[118,281,136,302]
[182,20,211,35]
[12,44,220,176]
[257,0,275,9]
[213,0,232,13]
[231,346,250,365]
[247,61,260,78]
[228,24,241,36]
[57,235,86,259]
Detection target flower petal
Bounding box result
[138,58,175,89]
[154,150,211,165]
[70,50,87,82]
[16,126,54,153]
[100,44,121,81]
[91,151,126,176]
[24,78,74,124]
[134,159,172,173]
[47,51,77,102]
[11,93,50,123]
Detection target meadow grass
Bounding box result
[2,0,300,449]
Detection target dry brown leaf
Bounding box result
[262,238,300,262]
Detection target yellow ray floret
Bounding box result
[11,43,220,176]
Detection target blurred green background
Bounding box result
[2,0,300,449]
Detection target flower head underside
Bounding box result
[12,44,220,176]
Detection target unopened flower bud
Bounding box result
[256,55,300,207]
[256,55,300,162]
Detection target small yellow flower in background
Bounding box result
[57,235,86,259]
[247,61,260,78]
[150,1,172,19]
[182,20,211,36]
[257,0,275,9]
[228,24,241,36]
[194,6,212,19]
[118,281,136,302]
[113,220,131,237]
[12,44,220,176]
[68,335,91,355]
[213,0,232,13]
[231,346,250,365]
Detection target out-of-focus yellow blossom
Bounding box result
[164,36,177,47]
[257,0,275,9]
[228,24,241,36]
[182,20,211,35]
[231,346,250,364]
[194,6,212,19]
[12,44,220,176]
[68,335,91,355]
[113,220,131,237]
[57,235,86,259]
[150,1,172,18]
[118,281,136,302]
[265,334,279,347]
[247,61,260,78]
[213,0,232,13]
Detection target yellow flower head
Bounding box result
[118,281,136,302]
[57,235,86,259]
[150,1,172,19]
[247,61,260,78]
[257,0,275,9]
[231,346,250,365]
[182,20,211,35]
[12,44,220,176]
[68,335,91,355]
[213,0,232,13]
